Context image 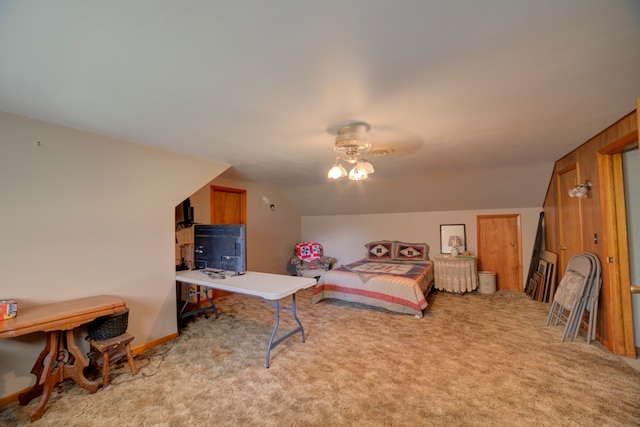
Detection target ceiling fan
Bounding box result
[327,121,393,181]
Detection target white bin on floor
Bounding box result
[477,271,496,294]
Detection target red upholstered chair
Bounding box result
[288,242,336,278]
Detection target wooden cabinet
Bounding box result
[556,165,583,275]
[542,107,638,357]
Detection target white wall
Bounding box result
[0,112,228,398]
[189,174,302,275]
[301,207,542,287]
[284,161,553,216]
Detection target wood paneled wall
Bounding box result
[543,108,638,356]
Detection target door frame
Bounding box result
[597,129,638,357]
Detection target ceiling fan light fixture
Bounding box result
[327,121,380,181]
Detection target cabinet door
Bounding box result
[557,167,583,277]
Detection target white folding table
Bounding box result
[175,270,316,368]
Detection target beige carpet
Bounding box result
[1,288,639,426]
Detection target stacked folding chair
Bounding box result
[580,253,602,344]
[546,254,593,342]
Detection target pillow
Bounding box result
[295,242,323,262]
[365,241,395,260]
[395,242,429,261]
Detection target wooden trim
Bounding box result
[611,154,636,357]
[556,163,577,177]
[598,150,636,357]
[210,185,244,194]
[597,152,615,350]
[598,130,638,155]
[599,153,623,352]
[475,213,520,219]
[0,390,23,407]
[596,115,638,357]
[132,332,178,354]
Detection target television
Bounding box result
[175,198,194,228]
[193,224,246,274]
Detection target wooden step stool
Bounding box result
[87,332,138,388]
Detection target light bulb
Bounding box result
[328,164,347,179]
[348,166,368,181]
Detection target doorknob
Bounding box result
[511,241,515,247]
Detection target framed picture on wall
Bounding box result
[440,224,466,254]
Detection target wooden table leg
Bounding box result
[63,330,99,394]
[18,331,56,406]
[125,341,138,376]
[18,331,61,421]
[18,329,99,421]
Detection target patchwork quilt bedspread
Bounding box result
[311,259,435,317]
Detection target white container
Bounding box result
[477,271,496,294]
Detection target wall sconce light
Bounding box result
[262,196,276,211]
[568,179,591,198]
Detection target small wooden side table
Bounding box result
[87,332,138,388]
[434,254,478,293]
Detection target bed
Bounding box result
[311,240,435,318]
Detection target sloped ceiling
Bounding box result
[0,1,638,215]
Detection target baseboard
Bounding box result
[132,332,178,354]
[0,332,178,406]
[0,390,22,408]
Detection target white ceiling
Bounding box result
[1,1,639,214]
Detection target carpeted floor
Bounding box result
[1,288,639,426]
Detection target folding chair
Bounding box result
[582,252,602,344]
[564,252,603,343]
[546,254,592,342]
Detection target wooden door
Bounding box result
[557,166,583,277]
[476,214,522,291]
[210,185,246,225]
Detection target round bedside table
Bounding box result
[433,254,478,293]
